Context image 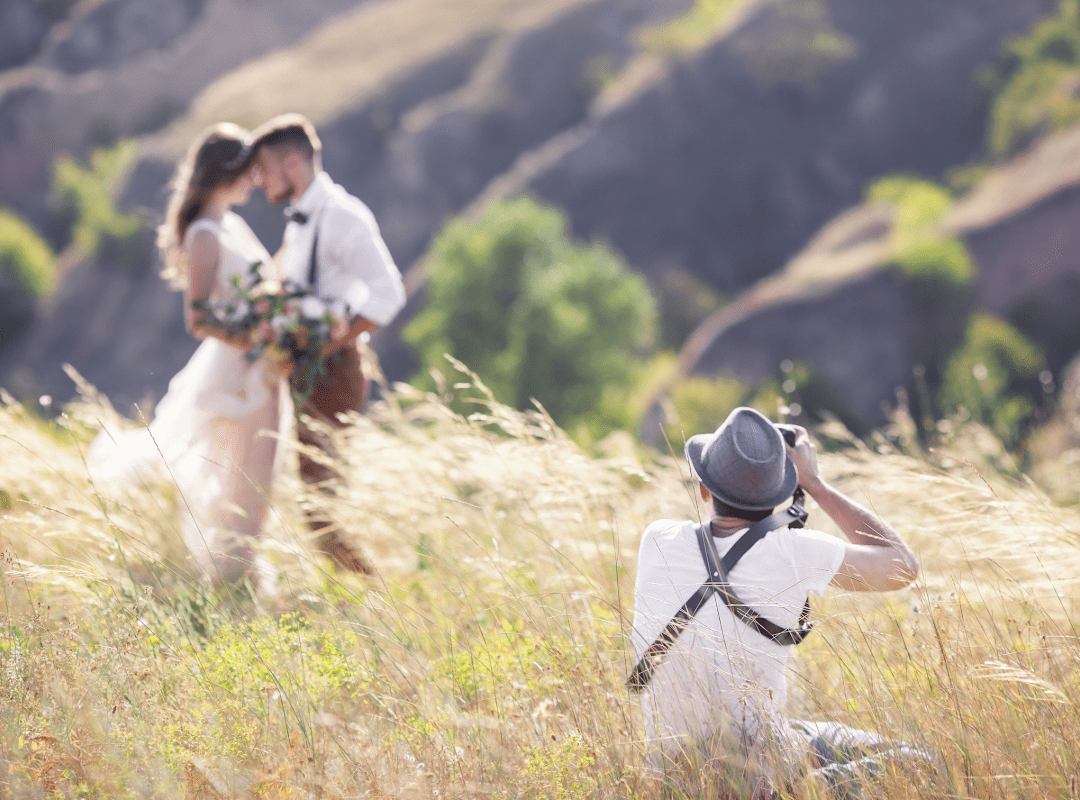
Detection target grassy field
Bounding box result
[2,363,1080,798]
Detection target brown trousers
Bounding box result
[295,344,373,572]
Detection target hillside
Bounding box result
[0,0,1054,415]
[0,0,361,225]
[0,0,686,411]
[646,117,1080,437]
[497,0,1056,292]
[2,377,1080,797]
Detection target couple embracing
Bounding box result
[90,115,405,589]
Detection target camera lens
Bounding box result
[777,425,797,447]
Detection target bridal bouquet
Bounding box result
[193,262,349,404]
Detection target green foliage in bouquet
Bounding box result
[406,197,657,442]
[191,263,347,409]
[939,313,1045,450]
[0,209,55,297]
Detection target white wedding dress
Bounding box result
[89,211,291,584]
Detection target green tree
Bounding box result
[0,210,55,297]
[939,313,1044,449]
[405,197,657,440]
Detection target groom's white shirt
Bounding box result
[281,172,406,327]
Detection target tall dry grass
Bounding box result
[1,363,1080,799]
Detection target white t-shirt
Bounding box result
[282,172,406,327]
[631,518,845,766]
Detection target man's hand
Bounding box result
[781,423,919,591]
[320,314,377,359]
[783,424,822,490]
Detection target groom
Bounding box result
[251,113,406,574]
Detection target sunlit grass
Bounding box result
[2,364,1080,798]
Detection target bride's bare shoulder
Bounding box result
[184,217,222,246]
[185,225,221,270]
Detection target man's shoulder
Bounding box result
[321,176,374,221]
[776,525,843,548]
[639,519,697,551]
[643,518,695,536]
[770,525,847,578]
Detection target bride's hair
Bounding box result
[159,122,254,288]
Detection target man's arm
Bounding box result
[787,428,919,592]
[317,203,405,359]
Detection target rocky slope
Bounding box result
[0,0,1060,416]
[0,0,361,227]
[644,120,1080,438]
[499,0,1055,293]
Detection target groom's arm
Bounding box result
[316,202,406,357]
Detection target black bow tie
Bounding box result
[284,207,309,225]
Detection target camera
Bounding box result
[776,423,798,448]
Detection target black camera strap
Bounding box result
[627,492,812,693]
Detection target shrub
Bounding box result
[990,59,1080,158]
[663,373,753,447]
[894,237,974,290]
[867,176,952,237]
[406,196,657,441]
[866,175,974,295]
[639,0,747,54]
[939,313,1045,449]
[660,370,829,448]
[0,210,55,297]
[986,0,1080,159]
[51,141,141,261]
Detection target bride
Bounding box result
[89,123,290,587]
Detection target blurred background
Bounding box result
[2,0,1080,496]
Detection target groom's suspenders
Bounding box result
[307,219,320,294]
[627,493,813,693]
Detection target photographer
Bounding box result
[630,407,923,797]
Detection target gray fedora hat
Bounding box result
[685,407,798,511]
